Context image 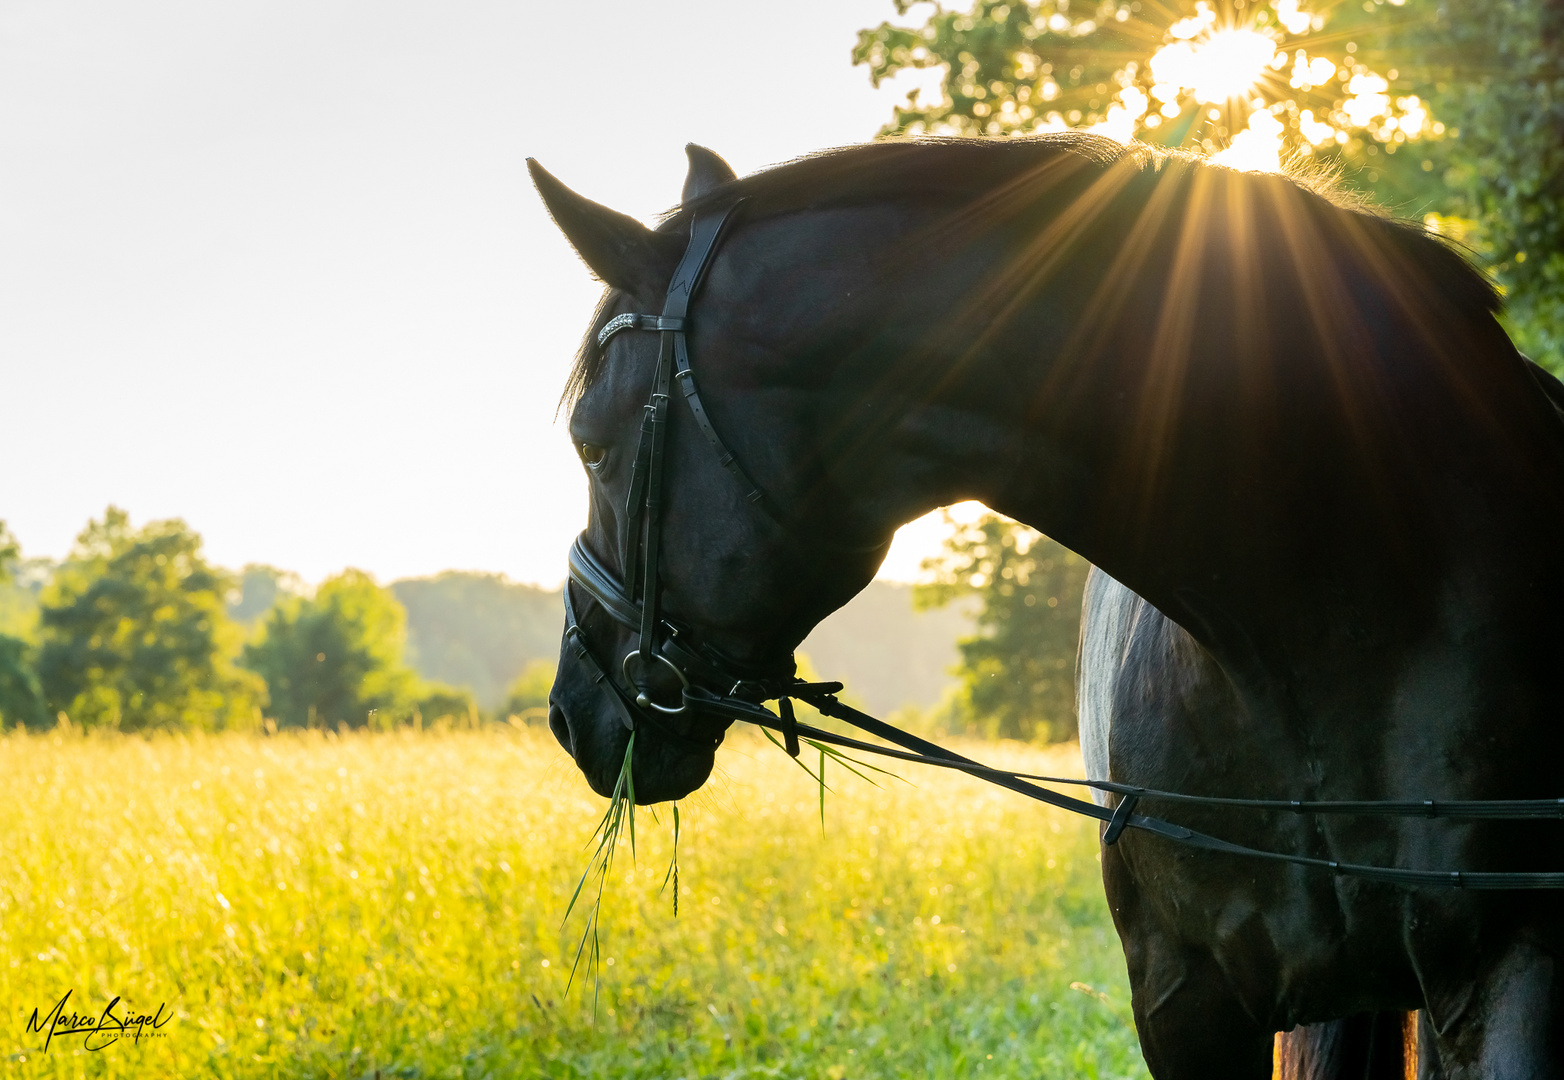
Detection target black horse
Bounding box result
[530,135,1564,1078]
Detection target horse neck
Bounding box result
[815,174,1564,690]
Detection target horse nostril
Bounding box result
[548,704,574,757]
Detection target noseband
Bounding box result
[559,202,1564,890]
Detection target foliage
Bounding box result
[0,520,17,583]
[916,513,1089,742]
[853,0,1434,180]
[0,727,1144,1079]
[0,559,47,642]
[0,634,46,729]
[34,508,262,732]
[242,569,420,729]
[1419,0,1564,372]
[226,564,305,627]
[390,575,969,717]
[852,0,1564,368]
[392,572,564,710]
[413,682,479,727]
[0,523,46,644]
[0,527,50,727]
[500,656,556,723]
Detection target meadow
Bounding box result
[1,724,1149,1079]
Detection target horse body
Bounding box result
[1081,571,1424,1072]
[531,136,1564,1077]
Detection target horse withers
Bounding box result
[531,136,1564,1078]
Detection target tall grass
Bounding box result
[0,725,1147,1079]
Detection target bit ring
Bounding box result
[622,649,690,715]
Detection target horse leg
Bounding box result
[1419,935,1559,1079]
[1104,845,1274,1080]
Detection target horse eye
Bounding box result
[579,443,607,469]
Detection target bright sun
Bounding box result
[1151,28,1278,104]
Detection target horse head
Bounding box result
[529,146,892,803]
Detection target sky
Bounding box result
[0,0,957,587]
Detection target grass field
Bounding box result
[1,725,1149,1079]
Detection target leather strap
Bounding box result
[599,313,687,345]
[568,539,643,630]
[674,347,773,515]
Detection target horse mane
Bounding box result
[565,134,1501,408]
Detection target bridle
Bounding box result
[564,201,852,761]
[562,201,839,754]
[560,202,1564,890]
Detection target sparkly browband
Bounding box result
[597,313,689,348]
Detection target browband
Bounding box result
[598,313,688,347]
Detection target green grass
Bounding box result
[0,725,1148,1079]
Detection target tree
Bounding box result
[36,508,263,731]
[228,563,305,627]
[1419,0,1564,371]
[853,0,1564,369]
[0,559,44,641]
[0,521,46,728]
[500,658,556,724]
[391,572,564,710]
[854,0,1434,181]
[0,522,48,642]
[243,569,422,728]
[0,521,16,580]
[915,513,1089,742]
[0,634,47,729]
[413,683,480,728]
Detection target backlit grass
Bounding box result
[0,725,1148,1078]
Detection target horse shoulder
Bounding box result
[1077,567,1239,802]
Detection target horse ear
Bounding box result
[682,144,737,203]
[527,158,683,299]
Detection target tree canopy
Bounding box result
[242,569,422,729]
[0,521,17,583]
[0,633,46,729]
[228,564,306,627]
[854,0,1564,370]
[500,658,556,724]
[0,522,46,728]
[1420,0,1564,368]
[855,0,1432,178]
[391,572,563,710]
[35,507,263,731]
[915,513,1089,742]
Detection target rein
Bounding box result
[561,204,1564,892]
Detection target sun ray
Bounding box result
[1119,166,1220,535]
[1032,156,1199,419]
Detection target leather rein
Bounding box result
[561,202,1564,891]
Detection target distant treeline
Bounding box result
[0,509,977,733]
[0,509,524,732]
